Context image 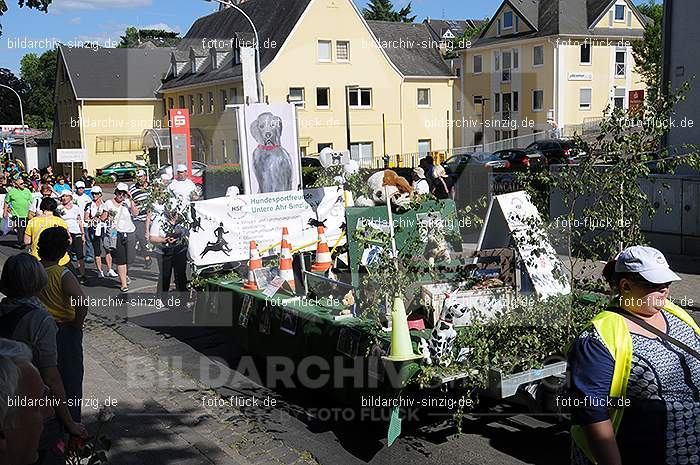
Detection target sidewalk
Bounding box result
[82,318,319,465]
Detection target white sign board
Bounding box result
[241,46,258,104]
[319,148,351,168]
[476,191,570,299]
[57,149,88,163]
[568,72,593,81]
[189,187,346,267]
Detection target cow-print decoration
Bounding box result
[420,297,469,367]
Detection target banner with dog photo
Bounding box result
[238,102,302,194]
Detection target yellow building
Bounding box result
[54,44,172,175]
[454,0,647,149]
[159,0,455,167]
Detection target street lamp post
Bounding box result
[345,85,358,153]
[205,0,264,103]
[0,84,27,158]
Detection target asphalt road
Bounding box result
[0,231,570,465]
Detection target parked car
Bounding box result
[442,152,509,176]
[493,149,545,171]
[524,139,586,165]
[301,157,322,168]
[95,161,141,182]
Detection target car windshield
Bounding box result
[471,152,499,162]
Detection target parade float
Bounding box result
[187,101,603,444]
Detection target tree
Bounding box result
[632,0,663,102]
[20,49,56,129]
[117,26,181,48]
[0,0,51,36]
[362,0,416,23]
[0,68,27,125]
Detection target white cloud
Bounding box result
[51,0,152,13]
[68,17,81,24]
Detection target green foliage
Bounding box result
[0,68,27,124]
[0,0,51,36]
[307,165,374,199]
[20,49,56,129]
[117,26,181,48]
[362,0,416,23]
[444,18,489,58]
[632,0,663,103]
[206,165,241,175]
[94,175,114,185]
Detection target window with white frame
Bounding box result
[533,45,544,66]
[350,142,373,164]
[198,93,204,114]
[502,50,512,82]
[336,41,350,61]
[316,87,330,108]
[580,88,592,110]
[503,11,513,29]
[473,95,483,106]
[417,88,431,107]
[220,90,228,109]
[581,43,591,64]
[418,139,431,155]
[615,50,626,77]
[318,40,332,62]
[289,87,305,107]
[349,88,372,108]
[318,142,333,152]
[513,91,519,112]
[533,90,544,111]
[188,95,194,114]
[513,48,519,69]
[502,93,512,119]
[614,87,626,109]
[473,55,482,74]
[615,4,625,21]
[208,91,214,113]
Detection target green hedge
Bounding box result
[204,165,243,199]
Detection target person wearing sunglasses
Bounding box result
[568,246,700,465]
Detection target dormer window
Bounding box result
[503,11,513,29]
[614,4,625,21]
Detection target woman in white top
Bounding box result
[59,190,86,281]
[85,185,115,279]
[99,183,139,292]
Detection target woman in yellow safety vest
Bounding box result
[568,246,700,465]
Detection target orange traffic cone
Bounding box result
[281,226,289,247]
[311,226,332,272]
[279,238,295,292]
[243,241,262,290]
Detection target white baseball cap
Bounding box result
[176,164,188,172]
[75,181,85,188]
[136,169,147,177]
[615,246,681,284]
[91,185,103,194]
[115,182,129,192]
[160,173,173,182]
[61,190,73,198]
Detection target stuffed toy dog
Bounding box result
[356,170,414,207]
[250,112,293,192]
[420,295,470,366]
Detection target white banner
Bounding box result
[189,187,346,267]
[57,149,88,163]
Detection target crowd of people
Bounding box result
[411,156,454,200]
[0,160,200,464]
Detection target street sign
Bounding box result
[57,149,88,163]
[629,89,645,116]
[168,109,192,176]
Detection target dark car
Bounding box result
[443,152,509,176]
[95,161,142,182]
[493,149,545,171]
[301,157,322,168]
[524,139,586,165]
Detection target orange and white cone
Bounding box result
[243,241,262,290]
[279,238,295,292]
[281,226,289,249]
[311,226,332,272]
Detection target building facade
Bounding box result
[454,0,647,149]
[159,0,454,167]
[54,45,172,175]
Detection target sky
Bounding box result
[0,0,647,75]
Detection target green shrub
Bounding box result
[94,175,114,184]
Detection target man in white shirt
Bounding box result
[60,190,86,280]
[167,164,199,203]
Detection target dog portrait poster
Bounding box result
[240,103,301,194]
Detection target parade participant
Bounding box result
[99,183,139,292]
[0,177,7,195]
[36,228,89,425]
[59,191,86,282]
[79,169,94,188]
[85,186,114,278]
[568,246,700,465]
[52,175,71,197]
[24,198,70,267]
[431,165,454,200]
[411,167,430,195]
[149,207,189,304]
[129,170,153,270]
[168,164,198,202]
[3,177,32,249]
[74,181,93,263]
[0,339,55,465]
[28,184,53,220]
